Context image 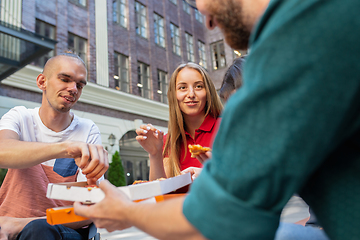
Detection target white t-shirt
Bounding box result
[0,106,102,182]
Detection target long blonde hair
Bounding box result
[164,63,223,177]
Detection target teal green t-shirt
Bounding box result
[183,0,360,239]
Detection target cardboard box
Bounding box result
[46,173,191,203]
[46,206,89,225]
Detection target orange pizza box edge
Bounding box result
[46,206,89,225]
[47,194,187,225]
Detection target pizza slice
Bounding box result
[132,178,166,185]
[84,184,99,191]
[188,144,211,158]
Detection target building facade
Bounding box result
[0,0,240,184]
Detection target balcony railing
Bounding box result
[0,0,57,81]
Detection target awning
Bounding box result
[0,20,57,81]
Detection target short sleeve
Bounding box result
[0,107,23,135]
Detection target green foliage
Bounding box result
[107,151,126,187]
[0,168,8,186]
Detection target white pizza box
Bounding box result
[46,172,192,203]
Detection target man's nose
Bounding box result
[205,15,216,30]
[68,82,78,93]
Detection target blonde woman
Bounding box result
[136,63,223,180]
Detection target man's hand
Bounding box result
[0,216,31,240]
[66,142,109,182]
[74,180,133,232]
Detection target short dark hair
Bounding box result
[219,57,246,101]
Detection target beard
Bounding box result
[210,0,251,50]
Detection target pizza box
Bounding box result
[46,173,192,204]
[46,206,89,225]
[46,193,188,225]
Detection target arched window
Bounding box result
[119,131,149,185]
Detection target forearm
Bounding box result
[0,138,68,168]
[127,197,206,240]
[148,153,167,180]
[0,216,47,237]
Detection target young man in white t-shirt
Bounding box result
[0,53,109,240]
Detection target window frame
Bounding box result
[157,69,168,104]
[153,12,165,48]
[185,32,194,62]
[113,0,127,28]
[34,19,56,67]
[69,0,86,8]
[67,33,87,65]
[194,9,203,23]
[137,62,151,99]
[114,52,130,93]
[182,0,190,14]
[198,40,207,69]
[170,23,181,56]
[210,40,227,70]
[135,1,148,39]
[233,49,248,59]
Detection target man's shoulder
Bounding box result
[3,106,37,119]
[71,114,100,135]
[11,105,34,112]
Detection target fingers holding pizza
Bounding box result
[188,144,212,164]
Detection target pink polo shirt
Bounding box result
[164,114,221,171]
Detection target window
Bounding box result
[114,53,129,92]
[185,32,194,62]
[113,0,127,28]
[69,0,86,7]
[157,70,168,104]
[169,0,177,5]
[195,9,203,23]
[210,40,226,70]
[68,33,87,65]
[170,23,181,56]
[233,49,248,58]
[198,40,207,68]
[138,62,150,99]
[154,13,165,48]
[182,0,190,14]
[135,1,147,38]
[34,20,55,67]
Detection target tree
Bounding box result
[0,168,8,187]
[107,151,126,187]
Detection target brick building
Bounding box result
[0,0,242,183]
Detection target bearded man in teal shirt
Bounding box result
[74,0,360,239]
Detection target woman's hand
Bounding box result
[136,124,164,157]
[195,151,212,164]
[181,167,202,181]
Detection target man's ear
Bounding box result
[36,74,47,90]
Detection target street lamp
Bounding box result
[108,133,116,147]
